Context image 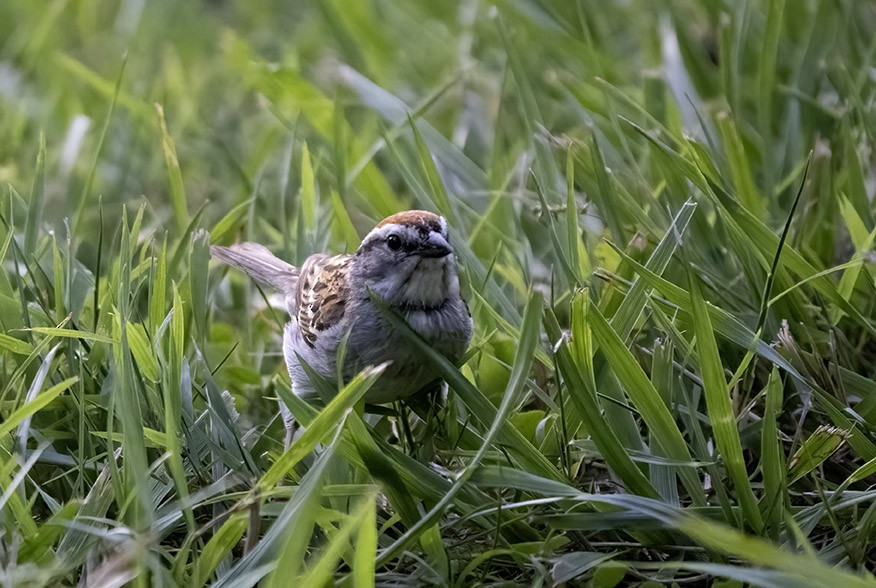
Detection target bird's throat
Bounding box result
[372,258,452,310]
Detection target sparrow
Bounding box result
[212,210,473,443]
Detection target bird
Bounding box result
[211,210,473,445]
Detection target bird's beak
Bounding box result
[418,232,452,258]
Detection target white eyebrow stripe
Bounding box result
[360,223,422,247]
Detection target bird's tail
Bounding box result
[211,243,299,294]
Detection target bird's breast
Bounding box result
[285,297,471,404]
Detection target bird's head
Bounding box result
[354,210,459,309]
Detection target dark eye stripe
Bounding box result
[356,222,447,255]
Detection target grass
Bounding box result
[1,0,876,586]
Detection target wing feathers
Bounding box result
[211,243,298,294]
[213,244,352,347]
[296,254,352,347]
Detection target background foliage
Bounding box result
[1,0,875,586]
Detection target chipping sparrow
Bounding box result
[212,210,473,443]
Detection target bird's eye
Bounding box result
[386,234,402,250]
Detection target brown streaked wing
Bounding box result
[295,254,352,347]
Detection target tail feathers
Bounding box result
[211,243,298,294]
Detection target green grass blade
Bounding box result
[149,235,168,334]
[0,376,78,439]
[300,141,317,235]
[788,425,849,484]
[587,302,705,506]
[548,298,659,500]
[259,363,387,490]
[156,103,189,233]
[72,54,127,231]
[193,513,248,587]
[676,515,872,588]
[754,153,811,334]
[688,267,763,532]
[215,424,343,588]
[112,208,152,534]
[352,497,377,588]
[408,116,455,223]
[297,496,376,587]
[23,131,45,256]
[759,367,786,538]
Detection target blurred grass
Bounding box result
[1,0,876,586]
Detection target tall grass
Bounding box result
[0,1,875,585]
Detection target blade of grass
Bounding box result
[0,376,78,439]
[155,103,188,233]
[215,423,343,588]
[149,235,168,334]
[112,208,151,534]
[23,131,46,256]
[157,291,194,534]
[587,302,706,506]
[193,513,248,588]
[754,152,811,335]
[548,299,660,500]
[409,116,456,224]
[352,496,377,588]
[73,54,127,232]
[296,495,376,587]
[760,367,786,538]
[788,425,849,484]
[14,343,60,454]
[259,363,387,489]
[688,267,763,532]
